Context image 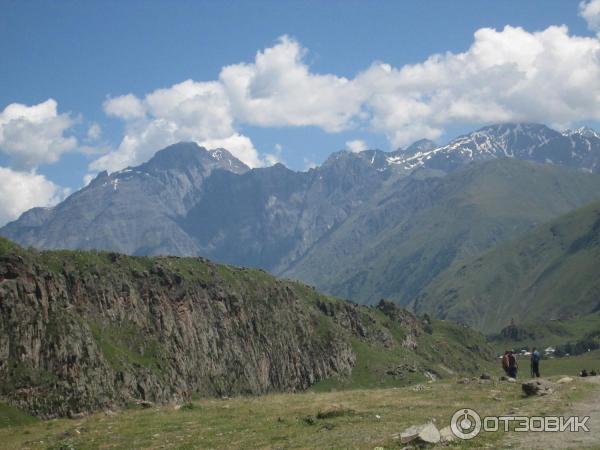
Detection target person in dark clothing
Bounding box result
[508,351,518,378]
[530,348,541,378]
[502,350,510,376]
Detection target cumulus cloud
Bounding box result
[354,25,600,147]
[345,139,367,153]
[92,80,261,172]
[93,6,600,166]
[220,35,366,132]
[0,99,77,169]
[580,0,600,32]
[103,94,145,120]
[0,167,70,226]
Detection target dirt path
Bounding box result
[512,377,600,450]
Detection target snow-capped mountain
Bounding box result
[385,123,600,173]
[562,126,600,140]
[2,122,600,263]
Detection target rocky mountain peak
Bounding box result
[562,126,600,140]
[405,138,437,153]
[138,142,249,175]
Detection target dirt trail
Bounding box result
[512,377,600,450]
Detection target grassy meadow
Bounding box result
[0,371,595,449]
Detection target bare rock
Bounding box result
[557,377,574,384]
[522,379,555,396]
[439,425,455,443]
[400,422,441,445]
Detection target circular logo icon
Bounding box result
[451,408,482,440]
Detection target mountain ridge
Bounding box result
[3,122,600,310]
[411,199,600,332]
[0,237,493,417]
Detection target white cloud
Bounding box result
[93,7,600,166]
[91,80,261,172]
[0,99,77,169]
[82,173,95,187]
[303,158,317,170]
[580,0,600,32]
[0,167,70,226]
[220,36,366,132]
[103,94,145,120]
[198,133,261,167]
[355,25,600,146]
[87,122,101,140]
[264,143,284,166]
[345,139,367,153]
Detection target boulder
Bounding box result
[400,422,441,445]
[522,380,554,396]
[439,425,455,443]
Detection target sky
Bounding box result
[1,0,600,225]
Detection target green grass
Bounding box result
[284,159,600,310]
[538,350,600,377]
[0,403,39,428]
[490,312,600,355]
[0,237,21,256]
[89,322,164,372]
[416,199,600,332]
[0,376,593,449]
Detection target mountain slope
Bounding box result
[3,123,600,310]
[412,200,600,332]
[0,142,249,256]
[184,150,404,272]
[283,158,600,305]
[0,237,492,417]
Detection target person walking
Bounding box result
[508,350,518,379]
[530,348,541,378]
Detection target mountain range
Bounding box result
[3,122,600,331]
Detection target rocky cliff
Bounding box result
[0,238,492,418]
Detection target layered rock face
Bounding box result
[0,239,497,418]
[0,246,362,418]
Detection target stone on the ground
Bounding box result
[557,377,574,384]
[522,379,554,396]
[457,377,471,384]
[480,373,491,380]
[400,422,441,445]
[439,425,455,443]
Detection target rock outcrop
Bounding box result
[0,252,354,418]
[0,239,429,418]
[0,238,493,418]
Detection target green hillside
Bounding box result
[284,159,600,306]
[412,200,600,332]
[0,237,493,418]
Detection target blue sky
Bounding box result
[1,0,600,225]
